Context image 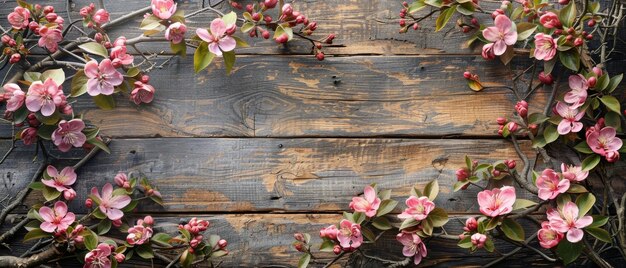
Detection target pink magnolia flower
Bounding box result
[130,81,155,105]
[84,59,124,96]
[165,22,187,44]
[84,243,112,268]
[3,83,25,111]
[547,202,592,242]
[39,201,75,233]
[25,78,63,116]
[537,221,564,248]
[539,12,561,28]
[151,0,177,20]
[8,6,30,30]
[337,219,363,250]
[110,37,134,66]
[126,222,153,245]
[536,169,570,200]
[477,186,516,217]
[349,185,381,217]
[564,74,588,108]
[587,127,623,162]
[91,183,131,221]
[52,119,87,152]
[320,225,339,240]
[396,232,428,265]
[42,166,77,192]
[398,196,435,221]
[471,233,487,248]
[534,33,557,61]
[482,15,518,55]
[555,102,584,135]
[561,163,588,182]
[196,18,236,57]
[38,26,63,52]
[92,9,110,25]
[481,43,496,60]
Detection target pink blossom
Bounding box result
[320,225,339,240]
[91,183,131,221]
[561,163,588,182]
[536,169,570,200]
[534,33,557,61]
[481,43,496,60]
[555,102,584,135]
[537,221,563,248]
[165,22,187,44]
[396,232,427,265]
[337,219,363,250]
[464,217,478,232]
[21,127,37,145]
[114,172,128,187]
[196,18,236,57]
[84,243,112,268]
[539,12,561,28]
[25,78,63,116]
[52,119,86,152]
[126,222,153,245]
[151,0,177,20]
[37,26,63,52]
[471,233,487,248]
[587,127,623,162]
[586,118,605,138]
[8,7,30,30]
[130,81,155,105]
[349,185,381,217]
[398,196,435,221]
[3,83,25,111]
[482,15,517,55]
[42,166,77,192]
[477,186,516,217]
[564,74,588,108]
[110,37,134,66]
[39,201,75,233]
[92,9,110,25]
[84,59,124,96]
[547,202,592,242]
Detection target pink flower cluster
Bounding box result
[481,15,517,59]
[110,37,134,67]
[396,232,428,265]
[80,3,110,28]
[91,183,132,221]
[197,18,237,57]
[538,202,592,247]
[535,168,572,200]
[84,243,114,268]
[43,166,77,200]
[126,216,154,245]
[586,119,622,162]
[319,219,363,253]
[477,186,516,217]
[398,196,435,221]
[349,185,381,217]
[179,218,211,252]
[24,78,69,116]
[85,59,124,96]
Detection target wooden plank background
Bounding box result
[1,0,623,267]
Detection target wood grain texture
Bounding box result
[1,214,563,267]
[3,138,547,214]
[0,55,549,139]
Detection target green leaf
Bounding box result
[140,14,163,31]
[376,199,398,217]
[512,199,537,210]
[319,239,335,252]
[400,218,420,230]
[408,0,426,13]
[170,41,186,56]
[485,217,499,231]
[453,181,470,192]
[79,42,109,58]
[428,207,449,227]
[84,230,98,250]
[484,238,495,252]
[559,49,580,71]
[605,111,621,131]
[372,217,393,230]
[596,74,610,91]
[606,74,623,93]
[423,179,439,201]
[135,244,154,259]
[223,50,236,75]
[543,124,559,144]
[193,42,215,73]
[588,215,609,228]
[379,189,392,200]
[557,194,571,209]
[574,141,594,154]
[567,184,588,193]
[24,72,41,82]
[24,228,51,242]
[221,11,237,26]
[501,218,525,241]
[456,4,473,15]
[499,46,515,65]
[274,25,293,40]
[97,219,112,235]
[600,95,621,113]
[435,7,455,32]
[585,227,611,243]
[343,212,355,222]
[361,226,376,242]
[544,58,556,74]
[298,253,311,268]
[556,240,583,264]
[70,70,89,97]
[422,217,433,236]
[29,182,44,190]
[558,1,577,28]
[528,112,549,125]
[233,36,249,48]
[40,69,65,85]
[241,22,255,33]
[151,233,173,245]
[93,94,116,110]
[458,236,472,248]
[576,193,596,216]
[516,22,537,40]
[88,137,111,154]
[581,154,600,171]
[353,212,366,224]
[42,186,61,201]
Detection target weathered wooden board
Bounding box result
[3,138,547,214]
[0,55,549,138]
[0,214,561,267]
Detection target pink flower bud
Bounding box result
[333,245,342,254]
[63,188,77,201]
[294,233,305,242]
[574,38,583,46]
[262,30,270,39]
[20,127,38,145]
[74,235,84,243]
[496,117,507,125]
[588,20,596,27]
[44,6,54,14]
[264,0,278,9]
[508,122,518,132]
[558,0,570,4]
[592,67,602,77]
[85,198,93,208]
[190,239,200,248]
[471,18,478,25]
[246,4,253,13]
[143,215,154,225]
[95,33,103,43]
[9,53,21,64]
[123,182,130,189]
[538,72,554,85]
[264,16,273,23]
[471,233,487,248]
[459,234,466,240]
[506,160,516,169]
[115,253,125,263]
[282,4,293,16]
[275,33,289,43]
[218,239,228,248]
[112,219,123,227]
[141,75,150,83]
[1,35,11,44]
[114,172,128,187]
[456,168,469,181]
[316,52,325,61]
[464,217,478,232]
[587,76,597,88]
[45,13,58,23]
[515,100,528,118]
[492,170,501,177]
[463,71,472,79]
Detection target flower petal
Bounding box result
[566,228,584,242]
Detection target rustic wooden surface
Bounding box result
[1,0,623,267]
